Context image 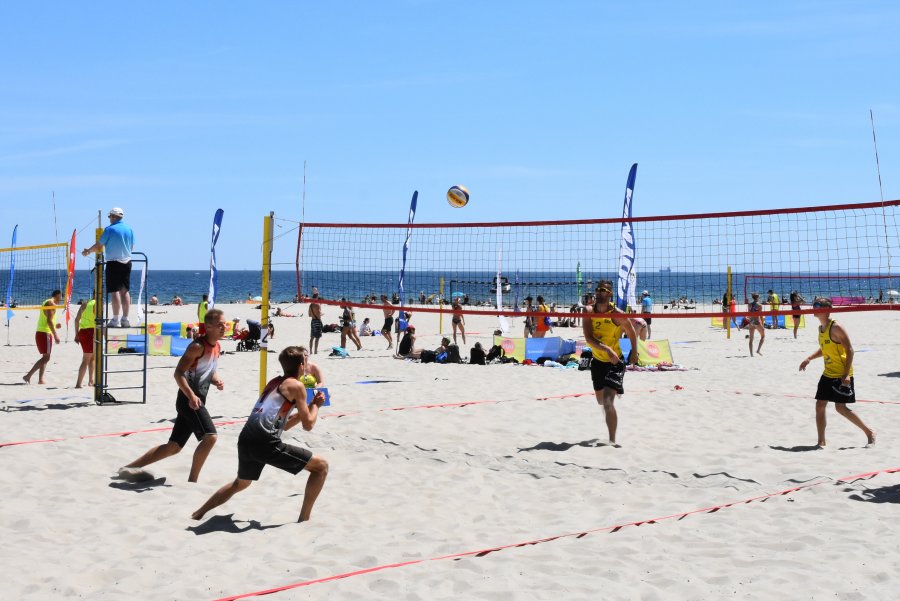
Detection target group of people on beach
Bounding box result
[16,206,877,524]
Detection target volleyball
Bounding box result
[447,185,470,208]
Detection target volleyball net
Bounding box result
[293,199,899,320]
[0,242,72,311]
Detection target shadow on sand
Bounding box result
[187,514,289,535]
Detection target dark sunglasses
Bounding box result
[812,302,823,308]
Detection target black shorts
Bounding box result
[310,318,323,339]
[590,357,625,394]
[815,375,856,404]
[382,316,394,332]
[106,260,132,293]
[170,391,217,447]
[237,435,313,481]
[644,317,652,326]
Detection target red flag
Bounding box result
[65,229,76,323]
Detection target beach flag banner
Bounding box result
[496,246,509,334]
[5,225,16,323]
[208,208,224,309]
[64,229,76,325]
[397,191,417,332]
[616,163,638,312]
[618,338,674,366]
[147,322,162,335]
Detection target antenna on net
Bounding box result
[870,109,893,291]
[296,160,307,300]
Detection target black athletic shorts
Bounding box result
[590,357,626,394]
[106,260,132,293]
[237,435,313,481]
[815,375,856,404]
[645,317,652,326]
[170,390,217,447]
[382,316,394,333]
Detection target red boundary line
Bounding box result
[300,198,900,229]
[213,465,900,600]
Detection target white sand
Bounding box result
[2,302,899,600]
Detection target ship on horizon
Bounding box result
[659,267,672,274]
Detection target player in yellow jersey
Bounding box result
[74,294,97,388]
[799,297,875,448]
[581,281,638,446]
[23,290,62,385]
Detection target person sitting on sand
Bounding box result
[117,309,227,483]
[359,317,373,336]
[396,325,423,359]
[150,295,159,306]
[191,346,329,523]
[799,297,875,449]
[171,295,183,306]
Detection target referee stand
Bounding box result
[92,251,148,405]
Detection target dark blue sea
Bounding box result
[5,269,891,308]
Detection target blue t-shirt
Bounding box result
[641,296,653,313]
[99,222,134,261]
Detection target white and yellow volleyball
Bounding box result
[447,185,470,208]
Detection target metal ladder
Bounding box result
[93,252,149,405]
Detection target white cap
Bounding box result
[109,207,124,217]
[641,290,649,296]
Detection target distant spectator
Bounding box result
[359,317,373,336]
[640,290,653,338]
[150,295,159,306]
[396,325,423,359]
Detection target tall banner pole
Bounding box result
[260,212,274,394]
[726,267,732,339]
[616,163,638,312]
[207,209,224,309]
[5,225,17,345]
[397,191,418,332]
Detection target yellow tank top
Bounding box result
[36,298,56,334]
[818,320,852,378]
[590,312,622,362]
[79,299,96,330]
[198,300,208,322]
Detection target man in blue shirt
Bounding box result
[82,207,135,327]
[640,290,653,338]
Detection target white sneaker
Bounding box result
[108,317,120,328]
[120,317,131,328]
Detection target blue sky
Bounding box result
[1,1,898,269]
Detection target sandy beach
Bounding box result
[2,301,898,600]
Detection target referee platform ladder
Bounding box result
[93,252,148,405]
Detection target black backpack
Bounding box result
[469,346,486,365]
[420,349,436,364]
[486,344,504,362]
[447,344,462,364]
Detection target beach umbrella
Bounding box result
[451,291,465,297]
[887,290,899,297]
